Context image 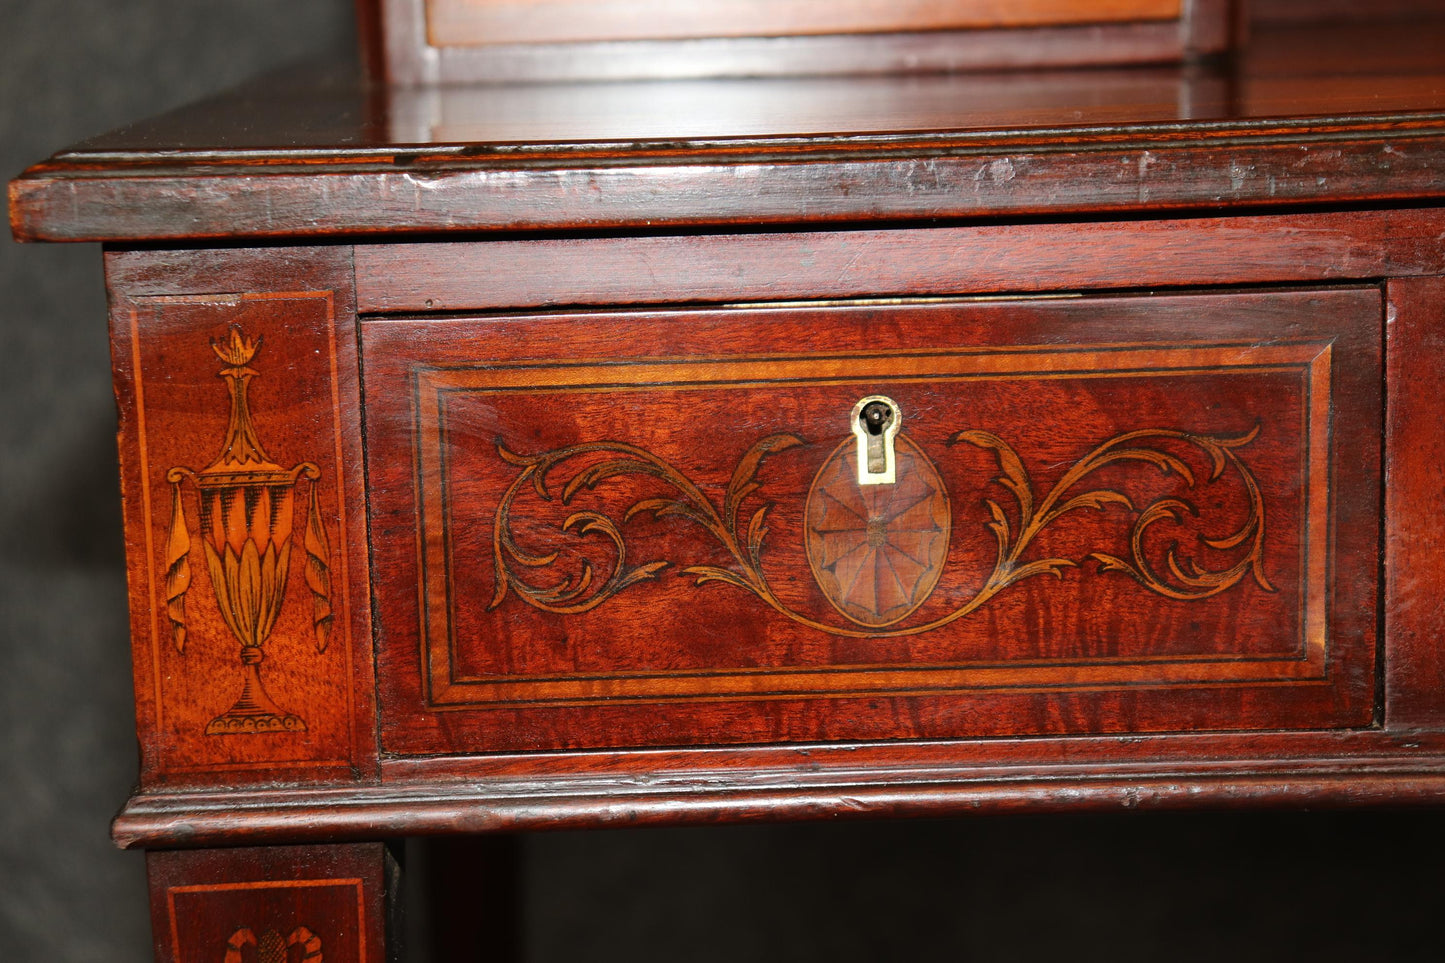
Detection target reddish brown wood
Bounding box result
[363,289,1380,754]
[357,209,1445,312]
[17,136,1445,243]
[379,0,439,83]
[426,0,1183,47]
[395,68,1240,145]
[10,12,1445,940]
[1253,0,1445,23]
[369,0,1233,82]
[416,8,1194,81]
[147,844,393,963]
[113,729,1445,848]
[15,128,1445,243]
[14,17,1445,243]
[106,247,378,790]
[20,20,1439,150]
[1239,20,1445,79]
[1183,0,1244,54]
[115,765,1445,848]
[354,0,387,80]
[1385,276,1445,730]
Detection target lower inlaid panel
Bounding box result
[364,289,1381,753]
[147,844,389,963]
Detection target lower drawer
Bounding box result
[363,288,1380,754]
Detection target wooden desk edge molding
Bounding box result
[11,8,1445,962]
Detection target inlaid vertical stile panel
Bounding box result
[1385,276,1445,728]
[106,248,377,789]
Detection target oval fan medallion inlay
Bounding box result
[804,435,951,628]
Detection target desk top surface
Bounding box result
[10,20,1445,242]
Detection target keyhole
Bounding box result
[850,394,901,486]
[860,401,894,475]
[861,401,893,437]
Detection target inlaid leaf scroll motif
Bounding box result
[163,324,333,733]
[490,424,1272,639]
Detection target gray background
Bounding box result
[4,2,1445,961]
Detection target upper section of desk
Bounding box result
[10,20,1445,243]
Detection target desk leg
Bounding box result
[146,843,397,963]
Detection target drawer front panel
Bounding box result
[363,290,1380,753]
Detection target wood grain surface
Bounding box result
[391,0,1223,81]
[356,209,1445,312]
[147,844,392,963]
[425,0,1181,46]
[8,3,1445,880]
[106,248,378,790]
[1385,276,1445,730]
[10,19,1445,242]
[363,289,1380,754]
[112,729,1445,847]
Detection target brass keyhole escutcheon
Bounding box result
[851,395,900,485]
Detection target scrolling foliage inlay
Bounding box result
[489,423,1272,639]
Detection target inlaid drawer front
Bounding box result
[364,289,1380,753]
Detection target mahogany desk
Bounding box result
[11,18,1445,962]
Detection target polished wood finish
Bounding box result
[10,19,1434,149]
[1385,275,1445,731]
[377,0,1233,82]
[356,210,1445,311]
[112,732,1445,848]
[355,0,388,80]
[105,247,378,789]
[146,844,393,963]
[364,290,1378,753]
[11,8,1445,961]
[12,20,1445,242]
[425,0,1183,45]
[1254,0,1445,22]
[16,124,1445,242]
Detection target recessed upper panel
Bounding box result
[373,0,1232,82]
[425,0,1181,46]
